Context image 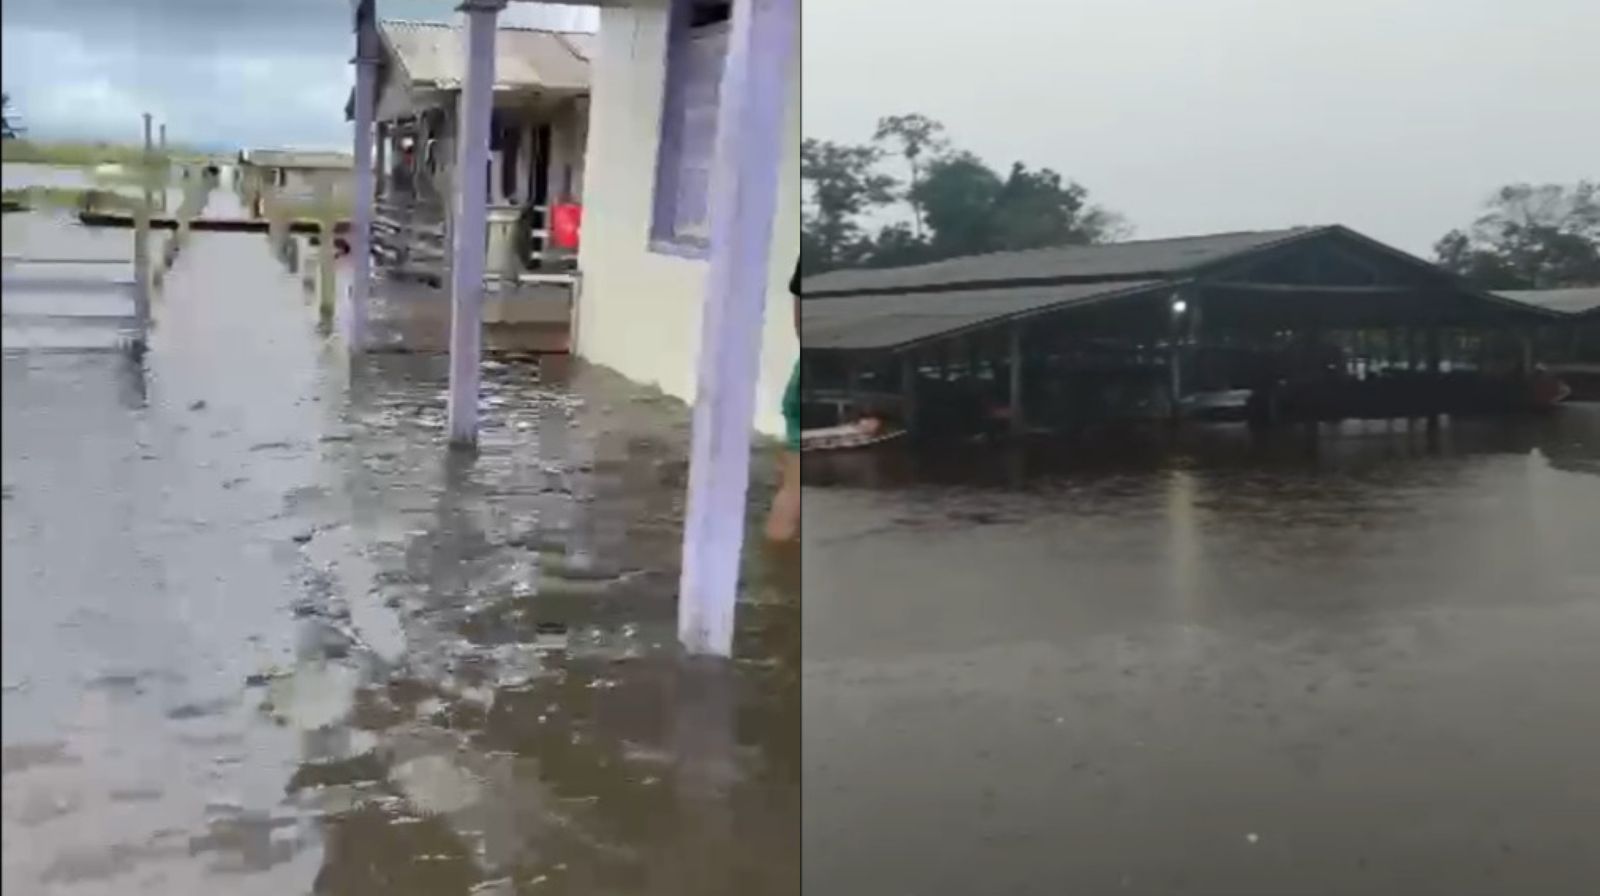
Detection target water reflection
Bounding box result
[271,355,799,894]
[803,406,1600,894]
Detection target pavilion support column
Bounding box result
[1167,285,1194,420]
[677,0,796,657]
[1519,328,1535,379]
[1008,321,1025,438]
[445,0,505,446]
[348,0,379,352]
[900,351,918,433]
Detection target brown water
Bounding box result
[3,220,798,894]
[803,416,1600,895]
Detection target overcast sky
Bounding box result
[803,0,1600,254]
[1,0,596,152]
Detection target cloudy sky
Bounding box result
[1,0,596,152]
[803,0,1600,254]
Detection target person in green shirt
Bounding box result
[765,261,803,542]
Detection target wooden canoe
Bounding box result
[800,422,906,453]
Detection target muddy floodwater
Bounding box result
[804,416,1600,895]
[3,216,797,894]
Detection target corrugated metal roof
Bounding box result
[380,20,591,93]
[1493,287,1600,317]
[801,228,1320,296]
[244,150,353,170]
[803,281,1166,351]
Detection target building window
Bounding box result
[650,0,731,258]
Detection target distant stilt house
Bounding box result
[239,150,355,214]
[345,19,592,285]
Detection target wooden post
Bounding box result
[133,113,153,334]
[677,0,796,657]
[317,172,337,321]
[1008,321,1025,438]
[1519,328,1534,378]
[156,123,168,212]
[445,0,504,446]
[348,0,379,350]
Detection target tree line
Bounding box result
[801,113,1129,274]
[801,112,1598,292]
[1433,181,1600,290]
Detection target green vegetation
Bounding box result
[1,92,21,141]
[1,138,212,167]
[1434,182,1600,289]
[802,112,1129,273]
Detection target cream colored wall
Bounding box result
[575,1,799,437]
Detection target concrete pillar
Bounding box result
[677,0,797,657]
[445,0,503,446]
[348,0,378,351]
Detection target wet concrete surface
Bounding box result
[4,220,798,894]
[803,415,1600,895]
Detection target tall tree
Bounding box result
[913,150,1004,256]
[800,137,896,271]
[1435,182,1600,289]
[1,92,21,141]
[873,113,946,239]
[989,163,1128,251]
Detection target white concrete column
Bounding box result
[446,0,503,446]
[677,0,797,657]
[348,0,379,351]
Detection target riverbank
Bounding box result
[1,138,213,167]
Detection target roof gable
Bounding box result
[801,228,1323,297]
[378,20,591,93]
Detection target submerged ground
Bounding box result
[3,206,799,895]
[804,416,1600,895]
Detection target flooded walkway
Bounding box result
[804,418,1600,895]
[3,218,797,894]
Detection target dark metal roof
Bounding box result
[803,280,1165,351]
[801,227,1319,297]
[1493,287,1600,317]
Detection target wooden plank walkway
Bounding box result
[78,210,350,235]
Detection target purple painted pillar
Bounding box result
[446,0,504,446]
[678,0,796,657]
[348,0,378,350]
